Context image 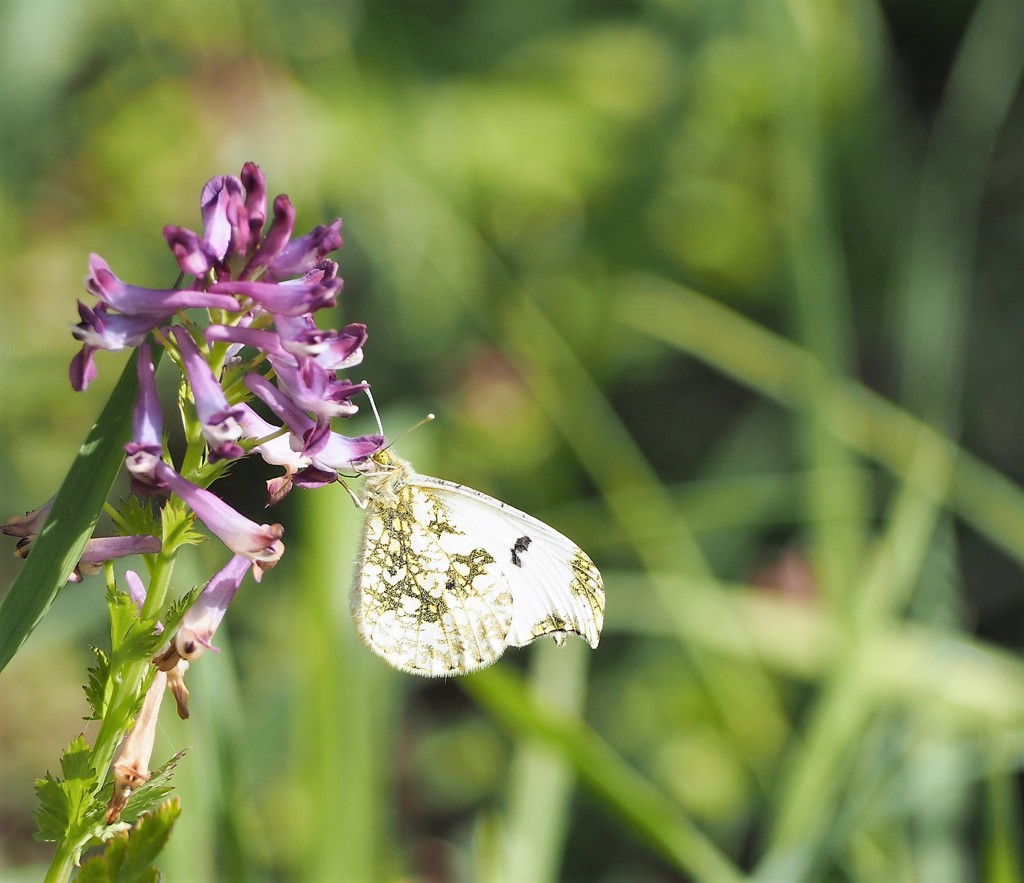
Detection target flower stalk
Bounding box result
[4,162,386,881]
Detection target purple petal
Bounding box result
[266,218,344,279]
[201,175,246,261]
[173,554,252,659]
[163,226,216,276]
[208,276,341,317]
[171,327,244,461]
[85,254,239,315]
[240,163,267,243]
[242,194,295,277]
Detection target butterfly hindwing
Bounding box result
[352,480,514,676]
[411,476,604,651]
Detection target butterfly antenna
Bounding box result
[382,413,436,453]
[363,384,385,437]
[361,381,434,450]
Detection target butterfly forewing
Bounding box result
[352,452,605,677]
[411,476,604,650]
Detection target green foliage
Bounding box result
[84,647,112,722]
[158,499,205,556]
[116,753,188,826]
[107,588,166,664]
[77,799,181,883]
[34,736,105,844]
[110,497,162,543]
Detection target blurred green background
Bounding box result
[2,0,1023,880]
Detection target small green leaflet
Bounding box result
[77,798,182,883]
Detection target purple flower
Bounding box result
[153,461,284,578]
[200,175,248,261]
[172,554,251,661]
[208,274,342,317]
[0,497,54,540]
[70,302,167,392]
[266,218,344,279]
[124,343,164,492]
[246,372,384,473]
[2,498,159,581]
[240,162,267,242]
[163,226,218,277]
[242,194,295,277]
[270,356,367,421]
[85,254,239,315]
[106,668,167,823]
[70,535,163,583]
[170,327,244,461]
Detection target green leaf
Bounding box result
[78,798,181,883]
[118,750,187,824]
[110,497,161,542]
[160,588,198,636]
[107,588,165,662]
[159,498,205,555]
[0,350,161,673]
[34,735,103,842]
[84,646,112,721]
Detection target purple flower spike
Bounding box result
[171,327,245,462]
[266,218,344,280]
[85,255,240,315]
[125,343,164,491]
[153,461,284,579]
[172,554,252,661]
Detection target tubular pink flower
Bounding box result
[172,555,252,661]
[124,343,164,490]
[70,535,163,582]
[204,324,291,361]
[153,461,284,579]
[266,218,344,279]
[240,162,267,241]
[85,254,240,315]
[201,175,247,260]
[242,194,295,277]
[170,327,244,462]
[70,302,167,391]
[163,226,217,276]
[208,275,341,317]
[106,668,167,823]
[270,356,366,420]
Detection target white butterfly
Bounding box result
[351,450,605,677]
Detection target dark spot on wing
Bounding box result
[511,535,532,567]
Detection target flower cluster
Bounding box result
[5,164,387,824]
[74,163,384,573]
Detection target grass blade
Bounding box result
[0,355,139,673]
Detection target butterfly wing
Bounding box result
[413,475,605,651]
[352,480,515,676]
